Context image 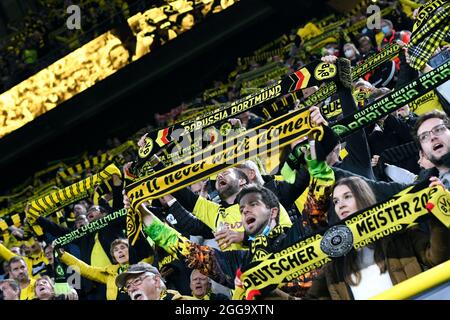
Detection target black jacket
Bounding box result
[333,167,407,203]
[199,222,307,293]
[263,169,310,210]
[335,78,375,180]
[36,213,124,299]
[167,201,214,239]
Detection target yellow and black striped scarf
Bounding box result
[28,164,121,219]
[408,0,450,70]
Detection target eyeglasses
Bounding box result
[124,273,151,292]
[418,124,448,143]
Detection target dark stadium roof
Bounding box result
[0,0,330,192]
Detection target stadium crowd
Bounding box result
[0,0,450,300]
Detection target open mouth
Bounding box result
[433,143,444,151]
[245,217,256,227]
[218,180,227,187]
[340,211,349,218]
[38,286,47,292]
[118,254,125,259]
[131,292,144,300]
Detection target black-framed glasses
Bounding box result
[418,124,448,143]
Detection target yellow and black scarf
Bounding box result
[408,0,450,70]
[28,164,121,219]
[233,182,450,299]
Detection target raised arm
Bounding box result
[58,249,109,284]
[165,197,214,238]
[0,241,16,261]
[139,204,245,288]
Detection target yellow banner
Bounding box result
[126,108,321,211]
[125,108,323,244]
[233,184,450,299]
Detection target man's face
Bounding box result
[418,118,450,165]
[359,39,372,54]
[44,246,54,265]
[75,216,89,229]
[239,192,276,237]
[87,209,104,222]
[190,270,210,298]
[9,260,29,283]
[215,169,242,199]
[125,273,160,300]
[0,282,19,300]
[73,204,86,216]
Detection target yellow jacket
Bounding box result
[20,278,37,300]
[192,197,292,251]
[0,242,49,279]
[61,251,122,300]
[60,252,153,300]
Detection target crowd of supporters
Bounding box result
[1,0,450,301]
[0,0,234,94]
[0,0,140,92]
[0,0,238,139]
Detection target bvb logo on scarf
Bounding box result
[314,63,337,81]
[126,208,143,246]
[138,137,154,158]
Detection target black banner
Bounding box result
[332,60,450,138]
